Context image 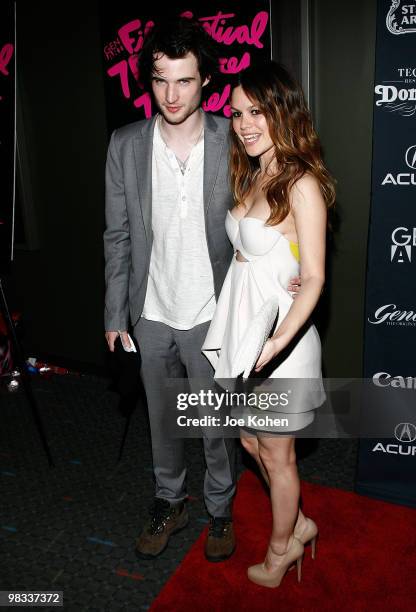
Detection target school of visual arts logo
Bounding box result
[381,144,416,185]
[374,69,416,116]
[390,226,416,263]
[368,304,416,326]
[386,0,416,34]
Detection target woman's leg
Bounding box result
[240,430,308,538]
[257,435,300,569]
[240,429,270,485]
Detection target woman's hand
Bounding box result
[254,336,286,373]
[288,275,301,297]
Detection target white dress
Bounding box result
[201,211,325,432]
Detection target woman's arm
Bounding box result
[255,173,327,371]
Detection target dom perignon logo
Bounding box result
[375,70,416,116]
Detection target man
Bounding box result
[104,18,237,563]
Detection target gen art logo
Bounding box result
[390,226,416,263]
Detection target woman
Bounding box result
[202,61,335,587]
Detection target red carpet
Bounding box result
[150,470,416,611]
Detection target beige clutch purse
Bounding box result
[230,295,279,380]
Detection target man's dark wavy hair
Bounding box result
[139,16,220,89]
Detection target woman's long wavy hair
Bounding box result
[230,61,336,225]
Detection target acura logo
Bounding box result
[394,422,416,443]
[381,145,416,185]
[405,145,416,170]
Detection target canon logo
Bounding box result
[373,372,416,389]
[368,304,416,325]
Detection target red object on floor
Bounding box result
[150,470,416,611]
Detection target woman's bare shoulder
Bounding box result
[290,173,325,212]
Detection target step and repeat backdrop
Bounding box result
[98,2,271,131]
[3,1,414,506]
[99,1,416,507]
[356,0,416,506]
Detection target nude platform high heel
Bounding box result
[294,517,318,559]
[247,536,304,588]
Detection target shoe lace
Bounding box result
[208,517,231,538]
[148,498,172,535]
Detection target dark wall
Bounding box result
[312,0,376,376]
[11,1,109,367]
[9,1,376,375]
[270,0,302,82]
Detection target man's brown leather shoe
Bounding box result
[204,517,235,562]
[135,498,189,559]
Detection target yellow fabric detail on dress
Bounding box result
[289,241,300,263]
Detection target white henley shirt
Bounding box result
[141,116,216,330]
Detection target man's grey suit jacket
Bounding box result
[104,111,234,331]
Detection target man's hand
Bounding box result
[105,331,131,352]
[288,275,301,296]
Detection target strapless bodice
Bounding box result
[225,211,282,261]
[225,210,300,265]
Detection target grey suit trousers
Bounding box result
[134,317,236,518]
